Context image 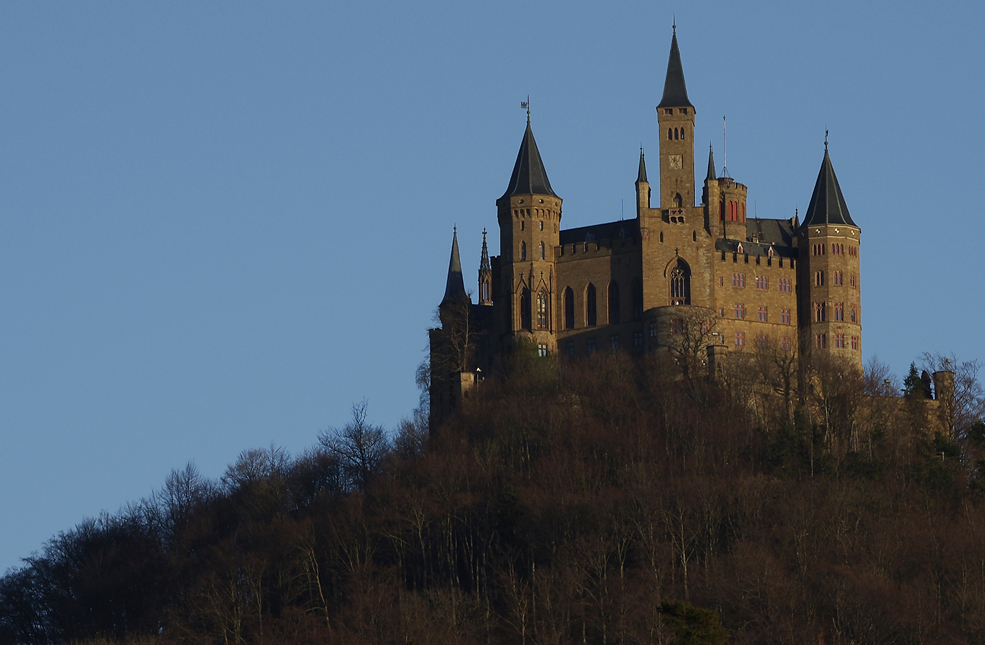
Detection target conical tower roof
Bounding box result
[440,228,468,306]
[657,27,693,109]
[705,143,717,181]
[802,146,856,228]
[479,228,491,272]
[637,148,648,183]
[500,118,557,199]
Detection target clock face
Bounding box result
[669,154,683,170]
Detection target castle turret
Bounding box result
[635,148,650,217]
[657,25,696,212]
[798,140,862,370]
[703,144,720,237]
[478,228,492,306]
[496,111,562,353]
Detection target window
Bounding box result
[564,341,574,357]
[520,241,527,261]
[758,306,768,322]
[538,343,549,357]
[780,308,791,324]
[849,246,858,258]
[814,271,824,286]
[672,318,684,334]
[816,333,826,349]
[481,281,489,302]
[834,303,844,321]
[536,290,548,329]
[834,334,845,349]
[633,331,644,348]
[734,303,745,319]
[649,322,658,338]
[850,273,857,288]
[850,305,857,323]
[539,221,544,231]
[719,276,724,286]
[814,302,825,322]
[608,281,620,324]
[587,284,597,326]
[780,337,791,351]
[755,275,769,290]
[851,335,859,350]
[538,241,545,260]
[587,338,596,353]
[735,331,745,347]
[667,128,673,140]
[732,272,745,287]
[778,278,792,292]
[564,287,575,329]
[832,270,843,285]
[520,288,531,329]
[718,308,725,317]
[670,260,691,305]
[610,335,620,350]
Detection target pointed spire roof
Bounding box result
[441,228,468,306]
[637,148,648,183]
[705,143,717,181]
[657,26,693,109]
[479,228,491,272]
[802,144,856,228]
[500,117,557,199]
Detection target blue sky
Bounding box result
[2,1,983,573]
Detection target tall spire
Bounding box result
[802,145,856,227]
[480,228,491,271]
[637,147,648,183]
[500,119,557,199]
[705,143,717,181]
[657,26,693,109]
[440,228,468,306]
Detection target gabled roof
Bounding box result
[500,119,557,199]
[802,148,857,228]
[657,29,693,109]
[440,229,468,306]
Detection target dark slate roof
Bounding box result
[715,217,798,258]
[802,149,857,228]
[637,149,648,183]
[559,219,640,246]
[500,120,557,199]
[657,30,693,109]
[440,229,468,306]
[705,144,717,181]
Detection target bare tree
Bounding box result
[921,352,985,437]
[664,307,718,380]
[319,400,390,493]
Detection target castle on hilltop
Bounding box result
[430,28,867,423]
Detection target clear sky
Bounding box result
[2,1,983,573]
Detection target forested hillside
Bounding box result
[3,351,985,644]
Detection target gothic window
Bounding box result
[668,128,673,140]
[674,193,683,208]
[538,241,545,260]
[834,303,844,321]
[670,259,691,305]
[536,290,548,329]
[520,288,531,330]
[674,128,679,140]
[815,271,824,286]
[680,128,685,140]
[586,284,597,326]
[608,281,621,324]
[520,241,527,261]
[814,302,825,322]
[632,277,643,320]
[564,287,575,330]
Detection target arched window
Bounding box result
[538,241,545,260]
[608,281,620,324]
[674,128,679,140]
[586,284,597,326]
[564,287,575,329]
[520,241,526,261]
[536,290,548,329]
[674,193,682,208]
[669,259,691,305]
[520,288,531,330]
[719,201,725,220]
[667,128,673,140]
[632,277,643,320]
[680,128,685,140]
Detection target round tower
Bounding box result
[496,112,562,354]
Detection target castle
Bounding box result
[430,27,865,423]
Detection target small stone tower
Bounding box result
[798,141,862,370]
[496,111,562,354]
[656,25,696,213]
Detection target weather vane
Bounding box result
[521,95,530,122]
